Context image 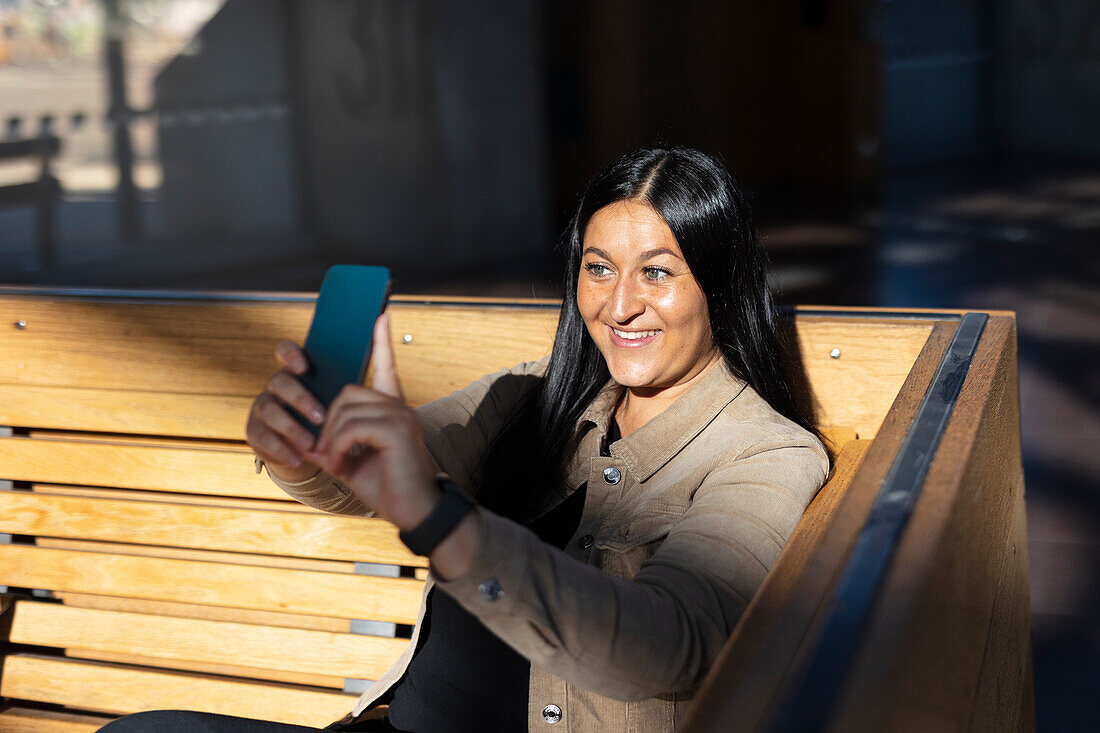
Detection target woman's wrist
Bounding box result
[264,460,322,485]
[392,475,481,581]
[427,511,481,581]
[391,480,445,531]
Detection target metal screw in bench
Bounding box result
[14,320,26,329]
[830,348,841,359]
[402,334,413,344]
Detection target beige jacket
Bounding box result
[271,358,828,732]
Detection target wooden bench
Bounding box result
[0,289,1032,731]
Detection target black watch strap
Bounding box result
[399,476,476,557]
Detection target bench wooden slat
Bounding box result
[1,491,424,566]
[36,538,359,574]
[0,545,423,623]
[0,436,287,499]
[10,601,408,681]
[66,649,347,690]
[31,483,319,512]
[55,593,353,633]
[0,654,354,726]
[819,426,857,455]
[0,707,113,733]
[795,439,871,541]
[0,299,558,403]
[0,384,255,440]
[793,319,933,438]
[26,429,244,449]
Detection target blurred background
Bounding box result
[0,1,1096,728]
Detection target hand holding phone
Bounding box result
[251,268,467,564]
[246,265,391,474]
[291,265,392,436]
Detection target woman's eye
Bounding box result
[585,263,611,277]
[643,267,671,281]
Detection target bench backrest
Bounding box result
[0,293,934,440]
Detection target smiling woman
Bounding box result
[101,147,829,733]
[578,199,720,435]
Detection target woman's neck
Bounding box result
[614,354,722,437]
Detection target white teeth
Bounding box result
[611,328,660,340]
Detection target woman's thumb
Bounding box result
[370,313,404,399]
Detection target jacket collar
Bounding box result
[578,359,747,481]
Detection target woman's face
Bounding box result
[577,199,718,394]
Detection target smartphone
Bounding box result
[292,265,392,436]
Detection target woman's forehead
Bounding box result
[583,200,682,259]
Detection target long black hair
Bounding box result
[479,146,818,518]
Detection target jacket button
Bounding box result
[542,704,562,724]
[602,466,621,484]
[477,578,504,602]
[579,534,594,549]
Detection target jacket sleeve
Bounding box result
[267,359,547,514]
[434,435,829,701]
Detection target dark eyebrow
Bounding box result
[639,247,682,261]
[582,246,683,262]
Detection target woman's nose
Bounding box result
[607,276,645,322]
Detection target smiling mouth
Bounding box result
[611,327,660,339]
[607,326,662,346]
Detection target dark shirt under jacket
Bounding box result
[385,422,620,733]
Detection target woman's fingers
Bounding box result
[322,410,418,481]
[250,425,304,468]
[370,313,405,400]
[317,384,386,450]
[245,340,327,477]
[267,370,325,426]
[255,391,317,453]
[274,340,310,375]
[317,388,404,452]
[246,396,308,468]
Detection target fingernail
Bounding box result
[289,455,302,467]
[312,409,325,423]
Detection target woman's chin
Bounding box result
[606,366,659,390]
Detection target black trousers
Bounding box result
[97,710,396,732]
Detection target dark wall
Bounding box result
[292,0,550,274]
[155,0,551,280]
[998,0,1100,160]
[155,0,301,244]
[544,0,880,226]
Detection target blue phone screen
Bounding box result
[294,265,392,435]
